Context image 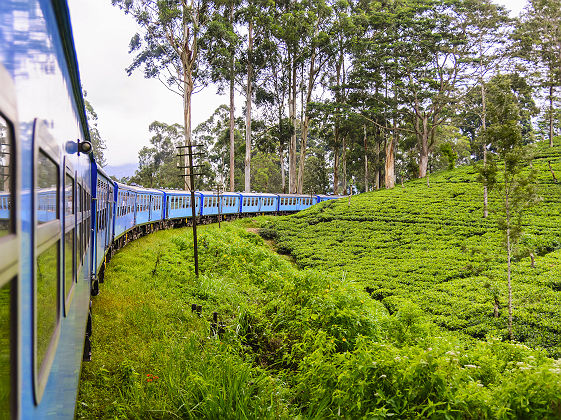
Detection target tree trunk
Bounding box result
[482,81,488,218]
[280,141,285,193]
[363,125,368,192]
[244,20,253,193]
[550,84,554,148]
[342,135,347,194]
[288,57,297,193]
[229,2,235,192]
[375,137,380,190]
[297,115,309,194]
[229,60,235,191]
[417,116,429,179]
[333,142,339,195]
[183,68,193,191]
[385,131,396,189]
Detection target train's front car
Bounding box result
[0,0,94,418]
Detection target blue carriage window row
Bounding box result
[0,115,12,238]
[37,152,58,224]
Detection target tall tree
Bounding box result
[514,0,561,148]
[202,0,242,191]
[296,0,333,194]
[113,0,214,190]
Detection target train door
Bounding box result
[0,65,19,418]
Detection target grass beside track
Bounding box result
[77,221,561,418]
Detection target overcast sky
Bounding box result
[67,0,528,168]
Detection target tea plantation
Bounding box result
[78,140,561,418]
[265,139,561,358]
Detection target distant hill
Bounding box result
[103,163,138,180]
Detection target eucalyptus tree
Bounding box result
[295,0,335,194]
[201,0,242,191]
[237,0,275,192]
[349,0,403,189]
[271,0,312,193]
[327,0,355,194]
[112,0,216,190]
[394,0,484,179]
[514,0,561,147]
[463,0,511,217]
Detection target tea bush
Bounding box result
[267,139,561,358]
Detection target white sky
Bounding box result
[67,0,528,167]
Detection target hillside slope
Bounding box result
[266,140,561,357]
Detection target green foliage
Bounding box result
[79,204,561,417]
[268,139,561,358]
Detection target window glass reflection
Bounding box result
[64,231,73,298]
[37,152,58,224]
[36,242,58,374]
[65,174,73,217]
[0,117,11,238]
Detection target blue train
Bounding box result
[0,0,339,417]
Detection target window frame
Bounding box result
[32,119,62,405]
[63,161,76,314]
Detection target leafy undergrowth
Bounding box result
[266,139,561,359]
[77,223,561,418]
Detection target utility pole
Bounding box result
[177,144,204,276]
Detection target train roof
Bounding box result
[199,191,241,196]
[160,189,201,195]
[277,193,318,198]
[238,192,278,197]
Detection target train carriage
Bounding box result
[316,194,340,203]
[199,191,243,217]
[164,190,201,220]
[239,192,264,214]
[92,165,114,292]
[113,182,137,238]
[135,188,164,226]
[277,194,317,212]
[220,192,242,215]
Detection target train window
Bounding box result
[37,153,58,224]
[64,173,75,302]
[0,116,12,238]
[34,126,61,402]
